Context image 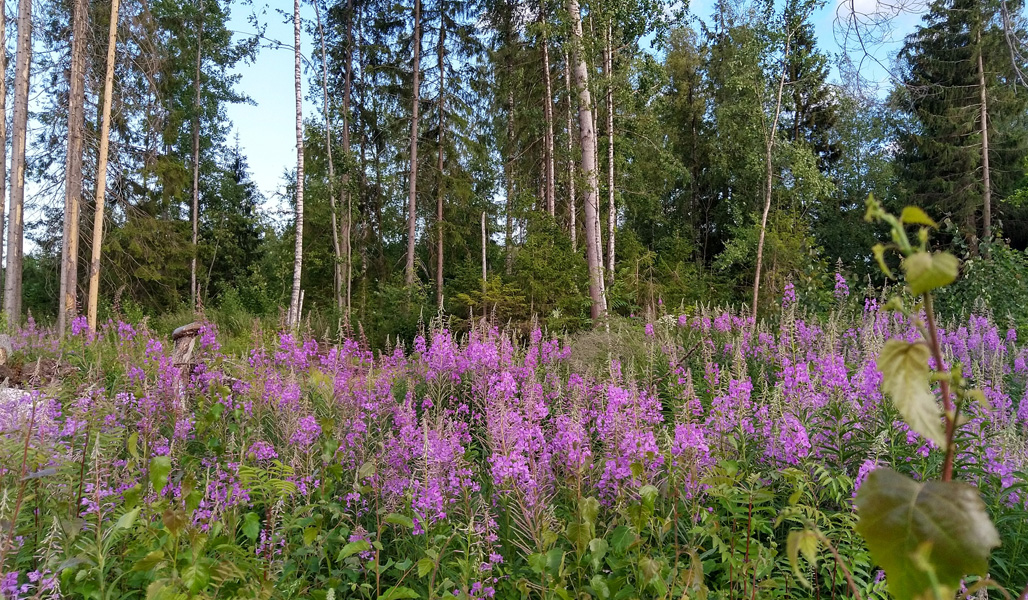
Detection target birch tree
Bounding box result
[568,0,606,320]
[288,0,305,328]
[87,0,121,332]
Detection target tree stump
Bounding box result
[172,322,202,368]
[171,322,202,411]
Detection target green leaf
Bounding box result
[903,251,958,296]
[639,485,658,511]
[855,468,1000,600]
[545,547,564,578]
[162,508,187,537]
[417,557,435,578]
[149,455,172,496]
[183,561,211,593]
[877,340,947,449]
[384,513,414,529]
[132,550,166,572]
[900,207,938,228]
[579,496,600,527]
[115,507,141,531]
[566,521,591,554]
[610,526,637,554]
[872,244,894,278]
[380,585,419,599]
[127,432,139,460]
[588,538,609,572]
[786,530,818,588]
[242,512,261,541]
[303,526,319,545]
[589,574,611,600]
[338,540,370,560]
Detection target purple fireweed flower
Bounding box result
[834,273,850,300]
[290,416,322,447]
[782,281,796,308]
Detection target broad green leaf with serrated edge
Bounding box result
[877,340,947,449]
[380,586,419,599]
[417,557,435,578]
[149,455,172,496]
[338,540,370,560]
[903,251,958,295]
[183,562,211,593]
[579,496,600,527]
[242,512,260,541]
[855,468,999,600]
[900,207,937,228]
[384,513,414,529]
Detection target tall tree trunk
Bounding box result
[564,50,576,251]
[59,0,88,334]
[505,87,514,275]
[404,0,422,287]
[314,0,343,313]
[4,0,32,324]
[540,0,555,216]
[342,0,354,319]
[751,38,790,323]
[87,0,120,333]
[435,16,446,311]
[0,8,9,309]
[604,22,615,280]
[481,211,487,289]
[190,4,204,312]
[288,0,305,328]
[568,0,606,320]
[977,28,992,245]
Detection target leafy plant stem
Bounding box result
[923,294,956,481]
[814,532,863,600]
[0,402,36,572]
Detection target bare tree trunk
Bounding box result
[481,211,487,290]
[342,0,354,319]
[0,11,9,310]
[564,50,576,251]
[505,87,514,275]
[751,38,790,323]
[0,9,9,309]
[404,0,422,287]
[540,0,555,216]
[190,4,204,312]
[435,16,446,311]
[58,0,88,334]
[604,22,615,280]
[288,0,305,328]
[87,0,120,333]
[978,28,992,245]
[568,0,606,320]
[4,0,32,324]
[314,0,343,313]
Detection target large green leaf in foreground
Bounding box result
[855,468,1000,600]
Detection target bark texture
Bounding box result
[88,0,121,332]
[568,0,607,320]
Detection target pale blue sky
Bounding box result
[225,0,923,202]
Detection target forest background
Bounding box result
[0,0,1026,343]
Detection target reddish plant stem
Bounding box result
[924,295,956,481]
